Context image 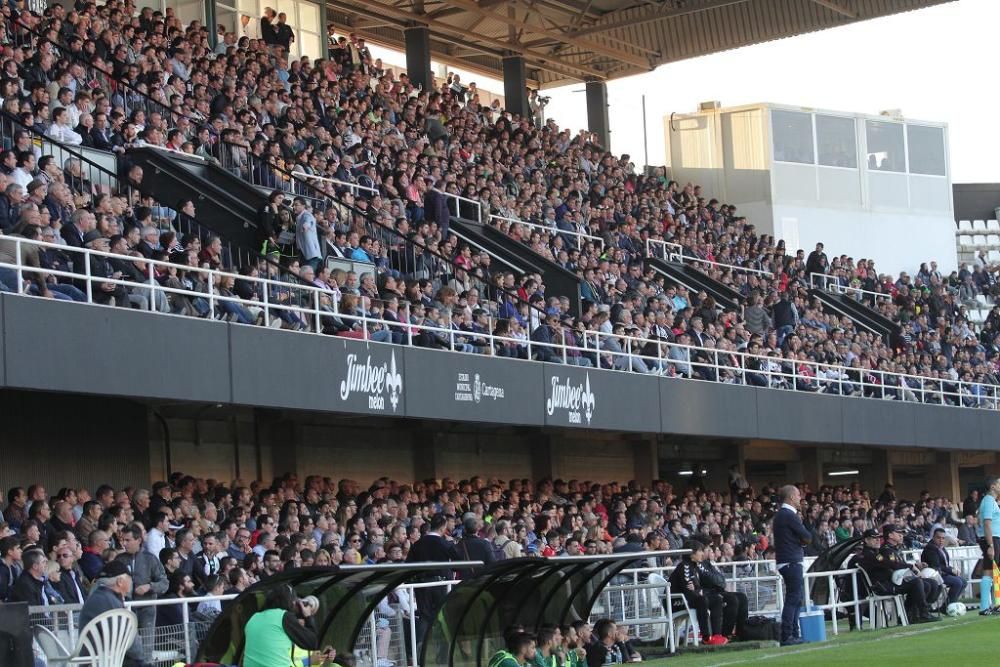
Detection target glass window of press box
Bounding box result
[865,120,906,173]
[771,110,814,164]
[906,125,946,176]
[815,115,857,168]
[215,0,323,59]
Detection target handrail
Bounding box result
[489,214,605,251]
[433,187,483,224]
[810,273,894,302]
[4,235,999,412]
[648,238,774,278]
[15,19,191,125]
[218,140,547,317]
[0,110,264,272]
[449,226,525,275]
[289,167,379,197]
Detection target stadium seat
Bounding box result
[957,220,973,232]
[988,220,1000,232]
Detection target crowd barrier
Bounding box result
[24,545,983,665]
[2,235,999,413]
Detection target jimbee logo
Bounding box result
[546,373,595,425]
[339,351,402,412]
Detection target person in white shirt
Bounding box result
[145,510,171,558]
[11,152,36,190]
[239,14,261,40]
[46,108,83,146]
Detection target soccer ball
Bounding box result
[946,602,967,617]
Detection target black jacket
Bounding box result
[449,536,495,579]
[920,543,956,576]
[8,572,47,605]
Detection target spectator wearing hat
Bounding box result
[859,524,940,623]
[79,560,153,667]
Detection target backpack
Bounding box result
[492,538,510,562]
[740,615,780,642]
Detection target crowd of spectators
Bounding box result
[1,0,999,405]
[0,470,984,660]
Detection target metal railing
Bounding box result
[12,21,182,125]
[3,235,999,411]
[489,214,605,251]
[647,238,775,278]
[216,143,543,316]
[433,188,483,223]
[28,582,449,667]
[810,273,895,304]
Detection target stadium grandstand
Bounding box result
[2,0,1000,665]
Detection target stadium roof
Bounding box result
[327,0,955,87]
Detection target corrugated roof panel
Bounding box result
[339,0,957,86]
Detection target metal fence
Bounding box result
[25,546,984,664]
[3,235,1000,411]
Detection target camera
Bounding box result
[537,95,551,106]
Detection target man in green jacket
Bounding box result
[489,632,536,667]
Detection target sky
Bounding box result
[538,0,999,184]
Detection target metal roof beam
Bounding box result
[326,0,606,79]
[436,0,653,69]
[809,0,859,19]
[569,0,749,37]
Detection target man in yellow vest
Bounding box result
[243,587,336,667]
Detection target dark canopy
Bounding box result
[196,562,475,664]
[422,550,683,666]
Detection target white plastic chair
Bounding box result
[958,220,973,232]
[34,608,138,667]
[973,220,987,231]
[988,220,1000,232]
[856,570,908,630]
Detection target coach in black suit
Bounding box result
[406,513,454,652]
[921,527,966,606]
[774,484,812,646]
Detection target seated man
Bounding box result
[584,619,625,665]
[921,527,967,608]
[668,540,728,645]
[859,524,941,623]
[79,560,154,666]
[488,631,535,667]
[699,548,749,639]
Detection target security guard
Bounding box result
[845,528,883,629]
[859,524,940,623]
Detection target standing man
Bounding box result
[406,514,454,659]
[773,485,811,646]
[293,198,321,271]
[116,525,168,650]
[977,476,1000,613]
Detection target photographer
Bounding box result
[243,585,336,667]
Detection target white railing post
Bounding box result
[83,245,93,303]
[181,598,192,663]
[147,261,156,311]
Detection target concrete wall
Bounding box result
[5,294,1000,491]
